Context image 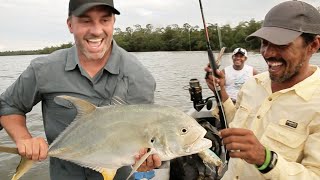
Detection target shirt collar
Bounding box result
[104,40,120,75]
[292,66,320,101]
[64,40,121,75]
[65,45,78,71]
[254,66,320,101]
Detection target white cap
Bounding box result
[232,48,247,57]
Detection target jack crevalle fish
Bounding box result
[0,95,212,180]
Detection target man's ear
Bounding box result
[67,17,73,33]
[309,35,320,53]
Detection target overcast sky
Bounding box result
[0,0,319,51]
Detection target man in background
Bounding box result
[223,47,258,103]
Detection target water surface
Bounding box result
[0,51,319,179]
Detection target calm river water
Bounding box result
[0,51,319,179]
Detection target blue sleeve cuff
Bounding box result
[134,170,155,180]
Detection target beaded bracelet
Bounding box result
[256,147,271,171]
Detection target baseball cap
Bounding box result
[232,48,247,57]
[246,1,320,45]
[69,0,120,16]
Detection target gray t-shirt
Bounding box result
[0,41,156,180]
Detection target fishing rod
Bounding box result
[198,0,229,164]
[198,0,228,130]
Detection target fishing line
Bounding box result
[198,0,229,164]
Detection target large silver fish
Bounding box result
[0,95,212,180]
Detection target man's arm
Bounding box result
[0,63,48,161]
[220,121,320,179]
[205,67,237,124]
[0,115,48,161]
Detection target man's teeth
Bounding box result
[88,39,102,43]
[87,39,102,48]
[268,61,283,67]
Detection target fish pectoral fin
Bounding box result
[54,95,96,116]
[100,168,117,180]
[11,156,34,180]
[126,148,154,180]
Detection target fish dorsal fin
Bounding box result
[126,148,154,180]
[111,96,129,105]
[54,95,96,117]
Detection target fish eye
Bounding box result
[181,128,188,134]
[150,137,155,143]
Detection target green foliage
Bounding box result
[114,19,262,52]
[0,42,73,56]
[0,19,263,55]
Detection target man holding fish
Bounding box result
[0,0,162,179]
[206,1,320,179]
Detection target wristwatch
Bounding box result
[259,151,278,174]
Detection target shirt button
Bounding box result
[268,97,272,101]
[257,115,261,119]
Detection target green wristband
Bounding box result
[256,147,271,171]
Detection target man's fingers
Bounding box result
[152,155,161,167]
[228,150,247,159]
[146,155,154,167]
[139,148,147,155]
[16,138,48,161]
[17,143,26,157]
[32,140,40,160]
[223,135,253,145]
[24,141,33,159]
[39,140,48,161]
[225,142,250,152]
[220,128,253,138]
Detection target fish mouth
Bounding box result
[185,135,212,154]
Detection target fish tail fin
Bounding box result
[11,156,34,180]
[0,145,34,180]
[101,169,117,180]
[0,145,19,154]
[126,149,154,180]
[0,146,32,180]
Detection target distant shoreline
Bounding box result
[0,43,73,56]
[0,21,264,56]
